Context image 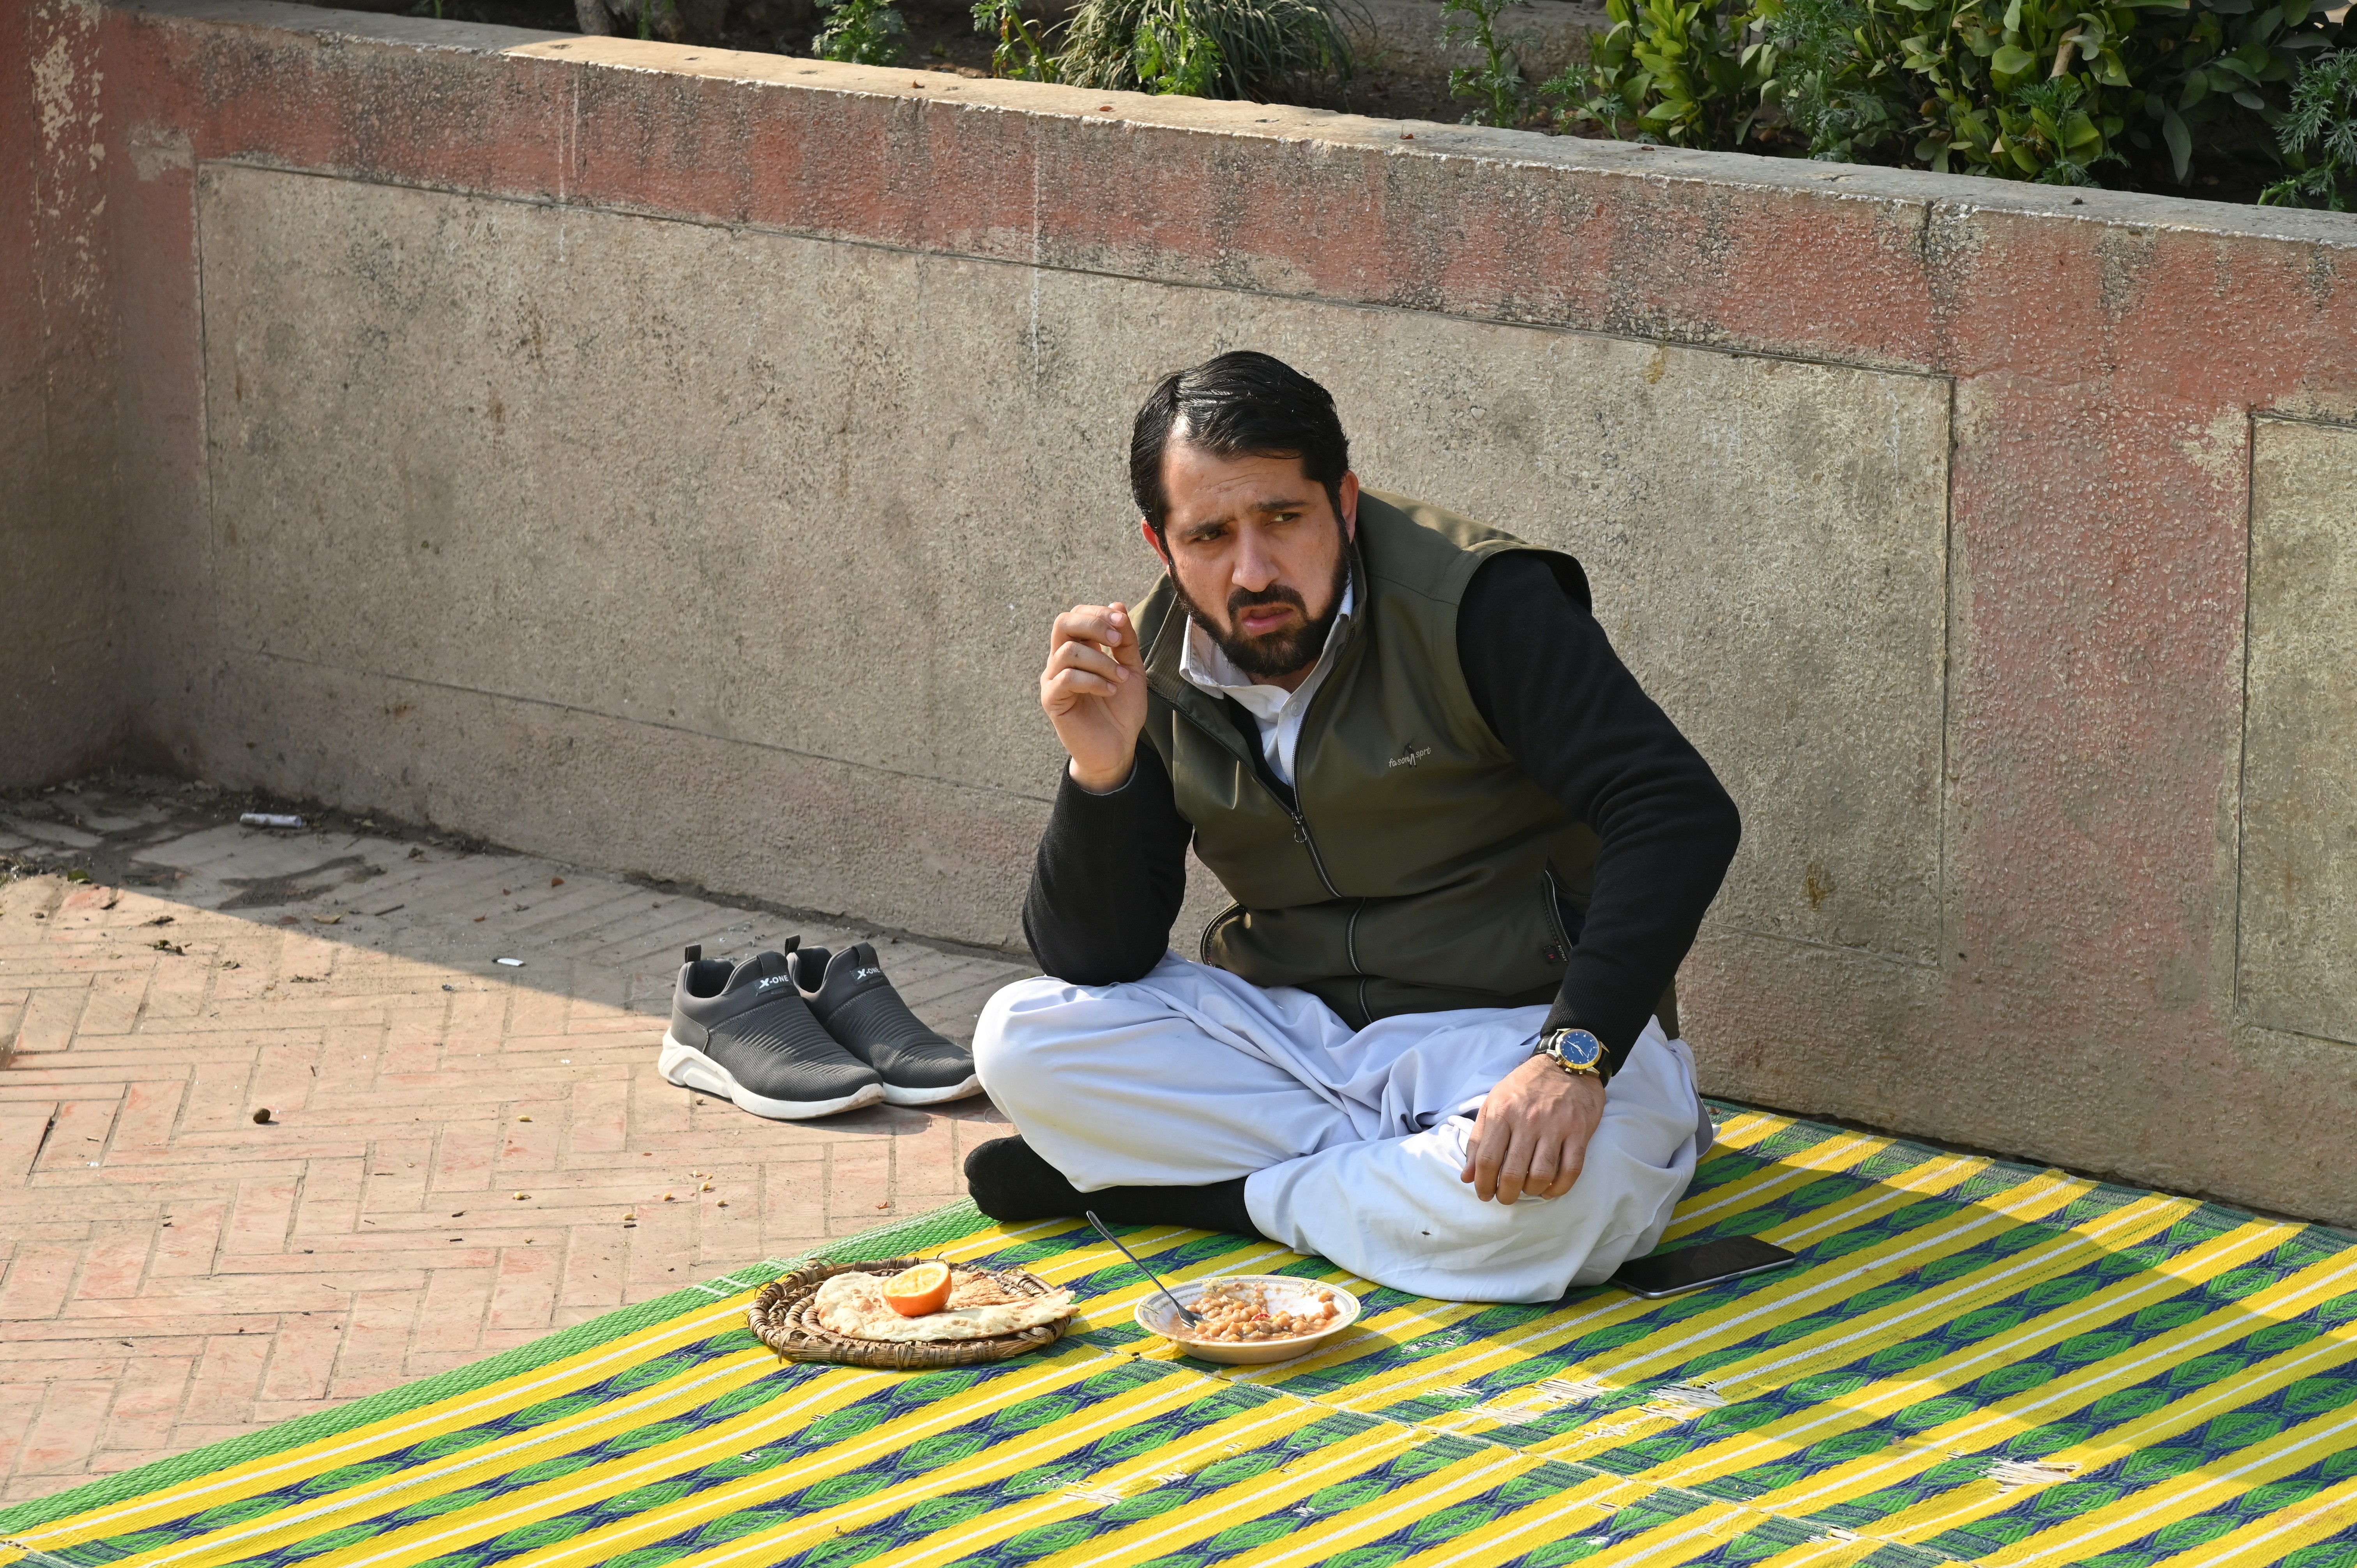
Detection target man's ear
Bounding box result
[1140,517,1174,568]
[1338,472,1361,542]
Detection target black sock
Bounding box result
[963,1135,1085,1220]
[963,1135,1263,1238]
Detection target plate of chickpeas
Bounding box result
[1134,1275,1362,1364]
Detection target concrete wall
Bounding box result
[193,161,1946,967]
[2242,419,2357,1056]
[2,0,129,787]
[17,0,2357,1222]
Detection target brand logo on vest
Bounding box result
[1387,742,1434,770]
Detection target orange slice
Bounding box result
[883,1261,953,1317]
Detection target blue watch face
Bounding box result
[1553,1029,1604,1068]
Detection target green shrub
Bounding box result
[1544,0,2350,186]
[1442,0,1539,124]
[815,0,908,64]
[1764,0,2142,181]
[974,0,1065,78]
[955,0,2344,193]
[983,0,1356,99]
[1546,0,1776,147]
[2263,48,2357,204]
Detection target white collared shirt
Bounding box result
[1177,582,1355,788]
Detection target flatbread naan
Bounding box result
[813,1270,1076,1342]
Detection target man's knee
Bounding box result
[971,974,1076,1109]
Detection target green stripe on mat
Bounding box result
[0,1201,994,1535]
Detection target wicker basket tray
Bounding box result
[746,1256,1073,1369]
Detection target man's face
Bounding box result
[1145,441,1360,687]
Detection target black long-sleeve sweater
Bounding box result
[1021,551,1743,1077]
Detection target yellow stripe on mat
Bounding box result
[1214,1446,1535,1568]
[1659,1135,1955,1245]
[1456,1171,2120,1459]
[886,1406,1429,1568]
[106,1361,895,1568]
[647,1379,1327,1568]
[1815,1246,2357,1539]
[2145,1473,2357,1567]
[1567,1210,2297,1502]
[20,1296,765,1553]
[1987,1403,2357,1566]
[1323,1157,2067,1429]
[502,1356,1250,1568]
[297,1347,1150,1568]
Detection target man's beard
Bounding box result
[1174,549,1351,683]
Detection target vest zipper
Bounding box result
[1292,807,1341,899]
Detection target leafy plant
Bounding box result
[2262,48,2357,204]
[1443,0,1537,124]
[1545,0,1775,146]
[956,0,2336,190]
[1914,0,2306,182]
[1757,0,2129,180]
[1754,0,1904,161]
[815,0,908,64]
[1040,0,1356,99]
[1132,0,1231,94]
[1551,0,2344,185]
[974,0,1065,78]
[2153,0,2345,180]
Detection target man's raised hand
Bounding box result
[1461,1057,1606,1205]
[1042,602,1149,793]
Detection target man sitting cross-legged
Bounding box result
[965,352,1743,1303]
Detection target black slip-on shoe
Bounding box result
[791,942,981,1107]
[660,943,885,1120]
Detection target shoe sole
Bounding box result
[659,1034,886,1120]
[880,1074,982,1107]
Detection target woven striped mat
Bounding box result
[6,1106,2357,1568]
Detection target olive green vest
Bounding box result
[1138,492,1661,1032]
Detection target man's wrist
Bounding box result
[1515,1054,1597,1091]
[1067,756,1138,795]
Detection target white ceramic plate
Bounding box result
[1132,1274,1362,1365]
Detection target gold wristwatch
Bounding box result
[1534,1027,1611,1086]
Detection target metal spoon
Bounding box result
[1084,1210,1203,1328]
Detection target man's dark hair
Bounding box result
[1129,351,1351,535]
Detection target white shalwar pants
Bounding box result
[973,954,1712,1303]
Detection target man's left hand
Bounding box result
[1461,1056,1605,1204]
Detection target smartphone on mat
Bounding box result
[1611,1236,1798,1299]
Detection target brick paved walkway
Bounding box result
[0,780,1027,1505]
